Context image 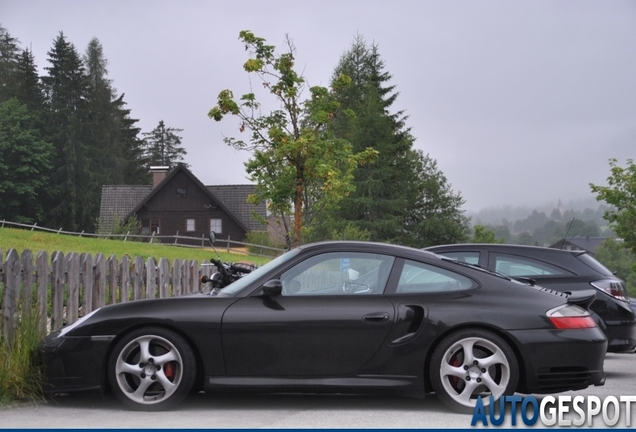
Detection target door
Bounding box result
[222,252,396,377]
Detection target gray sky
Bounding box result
[3,0,635,212]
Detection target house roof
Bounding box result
[98,166,266,234]
[548,236,607,255]
[99,185,152,233]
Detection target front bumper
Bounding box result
[508,327,607,394]
[39,331,112,394]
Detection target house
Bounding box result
[98,165,267,245]
[548,236,607,256]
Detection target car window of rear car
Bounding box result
[576,253,614,276]
[395,260,475,293]
[492,253,571,277]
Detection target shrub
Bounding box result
[246,231,285,256]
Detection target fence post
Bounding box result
[189,260,198,293]
[108,255,119,305]
[31,222,37,231]
[174,231,179,245]
[94,254,106,310]
[2,249,21,345]
[132,256,145,300]
[81,253,94,315]
[158,258,170,298]
[182,260,189,295]
[66,253,80,325]
[21,249,34,317]
[51,251,66,331]
[36,250,49,333]
[146,257,157,299]
[227,235,230,252]
[120,255,130,303]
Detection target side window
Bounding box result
[186,218,195,232]
[396,260,475,293]
[209,218,222,234]
[280,252,395,296]
[493,254,569,277]
[436,251,480,265]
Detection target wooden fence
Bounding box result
[0,248,215,345]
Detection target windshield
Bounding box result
[216,248,301,295]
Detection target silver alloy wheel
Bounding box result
[438,336,511,410]
[114,334,184,406]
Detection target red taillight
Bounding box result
[547,304,597,329]
[591,279,628,301]
[549,316,597,329]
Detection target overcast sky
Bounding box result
[3,0,635,212]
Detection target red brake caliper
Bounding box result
[449,351,461,389]
[164,362,175,380]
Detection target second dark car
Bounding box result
[426,243,636,353]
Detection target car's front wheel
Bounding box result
[430,329,519,413]
[108,327,196,411]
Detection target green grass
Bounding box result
[0,227,271,266]
[0,311,45,404]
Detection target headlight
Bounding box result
[57,308,101,337]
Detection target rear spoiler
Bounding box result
[566,289,596,310]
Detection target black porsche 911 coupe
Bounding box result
[40,241,607,413]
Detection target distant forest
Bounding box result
[467,197,614,246]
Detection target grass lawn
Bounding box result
[0,227,271,266]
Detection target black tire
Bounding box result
[430,329,519,414]
[108,327,196,411]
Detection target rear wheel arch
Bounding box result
[423,324,526,394]
[427,326,521,413]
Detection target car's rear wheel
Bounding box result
[108,327,196,411]
[430,329,519,413]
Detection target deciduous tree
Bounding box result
[209,31,377,247]
[590,158,636,256]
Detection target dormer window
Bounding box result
[176,187,186,198]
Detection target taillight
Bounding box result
[547,304,597,329]
[591,279,628,301]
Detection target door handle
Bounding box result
[363,312,390,323]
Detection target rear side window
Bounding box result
[435,251,480,266]
[396,260,475,293]
[493,254,571,277]
[576,253,613,276]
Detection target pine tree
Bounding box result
[114,94,148,185]
[0,98,54,223]
[0,25,20,102]
[14,48,46,113]
[326,36,468,246]
[42,32,96,232]
[142,120,188,168]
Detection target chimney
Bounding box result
[150,166,169,188]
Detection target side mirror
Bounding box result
[261,279,283,297]
[208,231,216,244]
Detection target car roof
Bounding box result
[302,240,440,259]
[427,243,586,256]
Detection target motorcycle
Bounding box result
[200,231,256,289]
